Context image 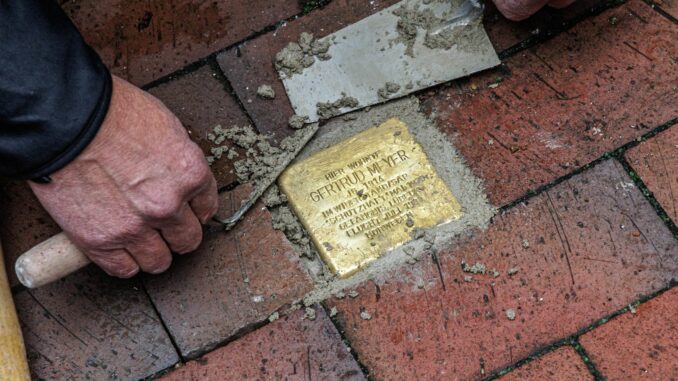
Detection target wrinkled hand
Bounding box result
[493,0,575,21]
[30,76,218,278]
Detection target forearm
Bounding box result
[0,0,111,181]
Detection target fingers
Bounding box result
[548,0,575,8]
[492,0,549,21]
[189,174,219,224]
[86,248,139,278]
[158,205,203,254]
[126,230,173,274]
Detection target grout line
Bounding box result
[205,56,260,133]
[498,0,628,60]
[140,279,185,363]
[319,302,375,381]
[498,117,678,213]
[573,339,605,381]
[483,283,676,380]
[641,0,678,23]
[616,155,678,239]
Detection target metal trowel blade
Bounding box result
[280,0,500,123]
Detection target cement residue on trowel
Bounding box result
[275,32,332,78]
[256,84,276,99]
[377,82,402,100]
[272,97,496,307]
[204,123,319,196]
[316,94,360,120]
[392,0,484,57]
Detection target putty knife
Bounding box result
[280,0,500,122]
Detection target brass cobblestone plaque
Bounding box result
[279,118,462,277]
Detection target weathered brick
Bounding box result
[625,125,678,224]
[144,185,314,358]
[422,0,678,206]
[498,346,593,381]
[160,306,366,381]
[148,65,251,189]
[580,288,678,380]
[0,181,60,288]
[15,266,178,380]
[62,0,301,86]
[327,160,677,380]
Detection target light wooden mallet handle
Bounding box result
[14,233,90,289]
[0,238,31,380]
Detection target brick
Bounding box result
[580,288,678,380]
[62,1,301,86]
[15,266,178,380]
[327,160,677,380]
[0,181,60,288]
[422,0,678,206]
[625,126,678,225]
[144,185,314,358]
[160,306,366,381]
[498,346,593,381]
[148,65,251,189]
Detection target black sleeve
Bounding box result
[0,0,112,181]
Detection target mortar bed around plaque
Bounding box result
[278,118,463,277]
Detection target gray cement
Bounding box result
[268,97,495,307]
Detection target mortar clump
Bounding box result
[271,205,314,258]
[288,114,309,130]
[392,0,484,57]
[256,84,276,99]
[316,93,360,120]
[377,82,402,100]
[462,261,486,274]
[275,32,332,78]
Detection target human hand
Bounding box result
[29,76,218,278]
[493,0,576,21]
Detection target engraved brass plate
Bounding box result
[278,118,463,277]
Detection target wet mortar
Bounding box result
[264,97,495,309]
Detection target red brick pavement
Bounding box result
[143,185,314,358]
[15,266,178,380]
[62,1,301,86]
[422,0,678,206]
[497,346,593,380]
[159,306,366,381]
[626,126,678,225]
[580,288,678,380]
[326,160,677,380]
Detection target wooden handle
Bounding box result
[0,239,31,380]
[14,233,90,289]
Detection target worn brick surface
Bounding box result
[327,160,677,381]
[160,306,366,381]
[422,0,678,206]
[217,0,611,139]
[580,287,678,380]
[149,65,251,189]
[626,126,678,224]
[144,185,314,358]
[15,266,178,380]
[498,346,593,381]
[0,181,60,288]
[62,0,301,86]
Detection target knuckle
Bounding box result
[176,229,202,254]
[139,197,182,221]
